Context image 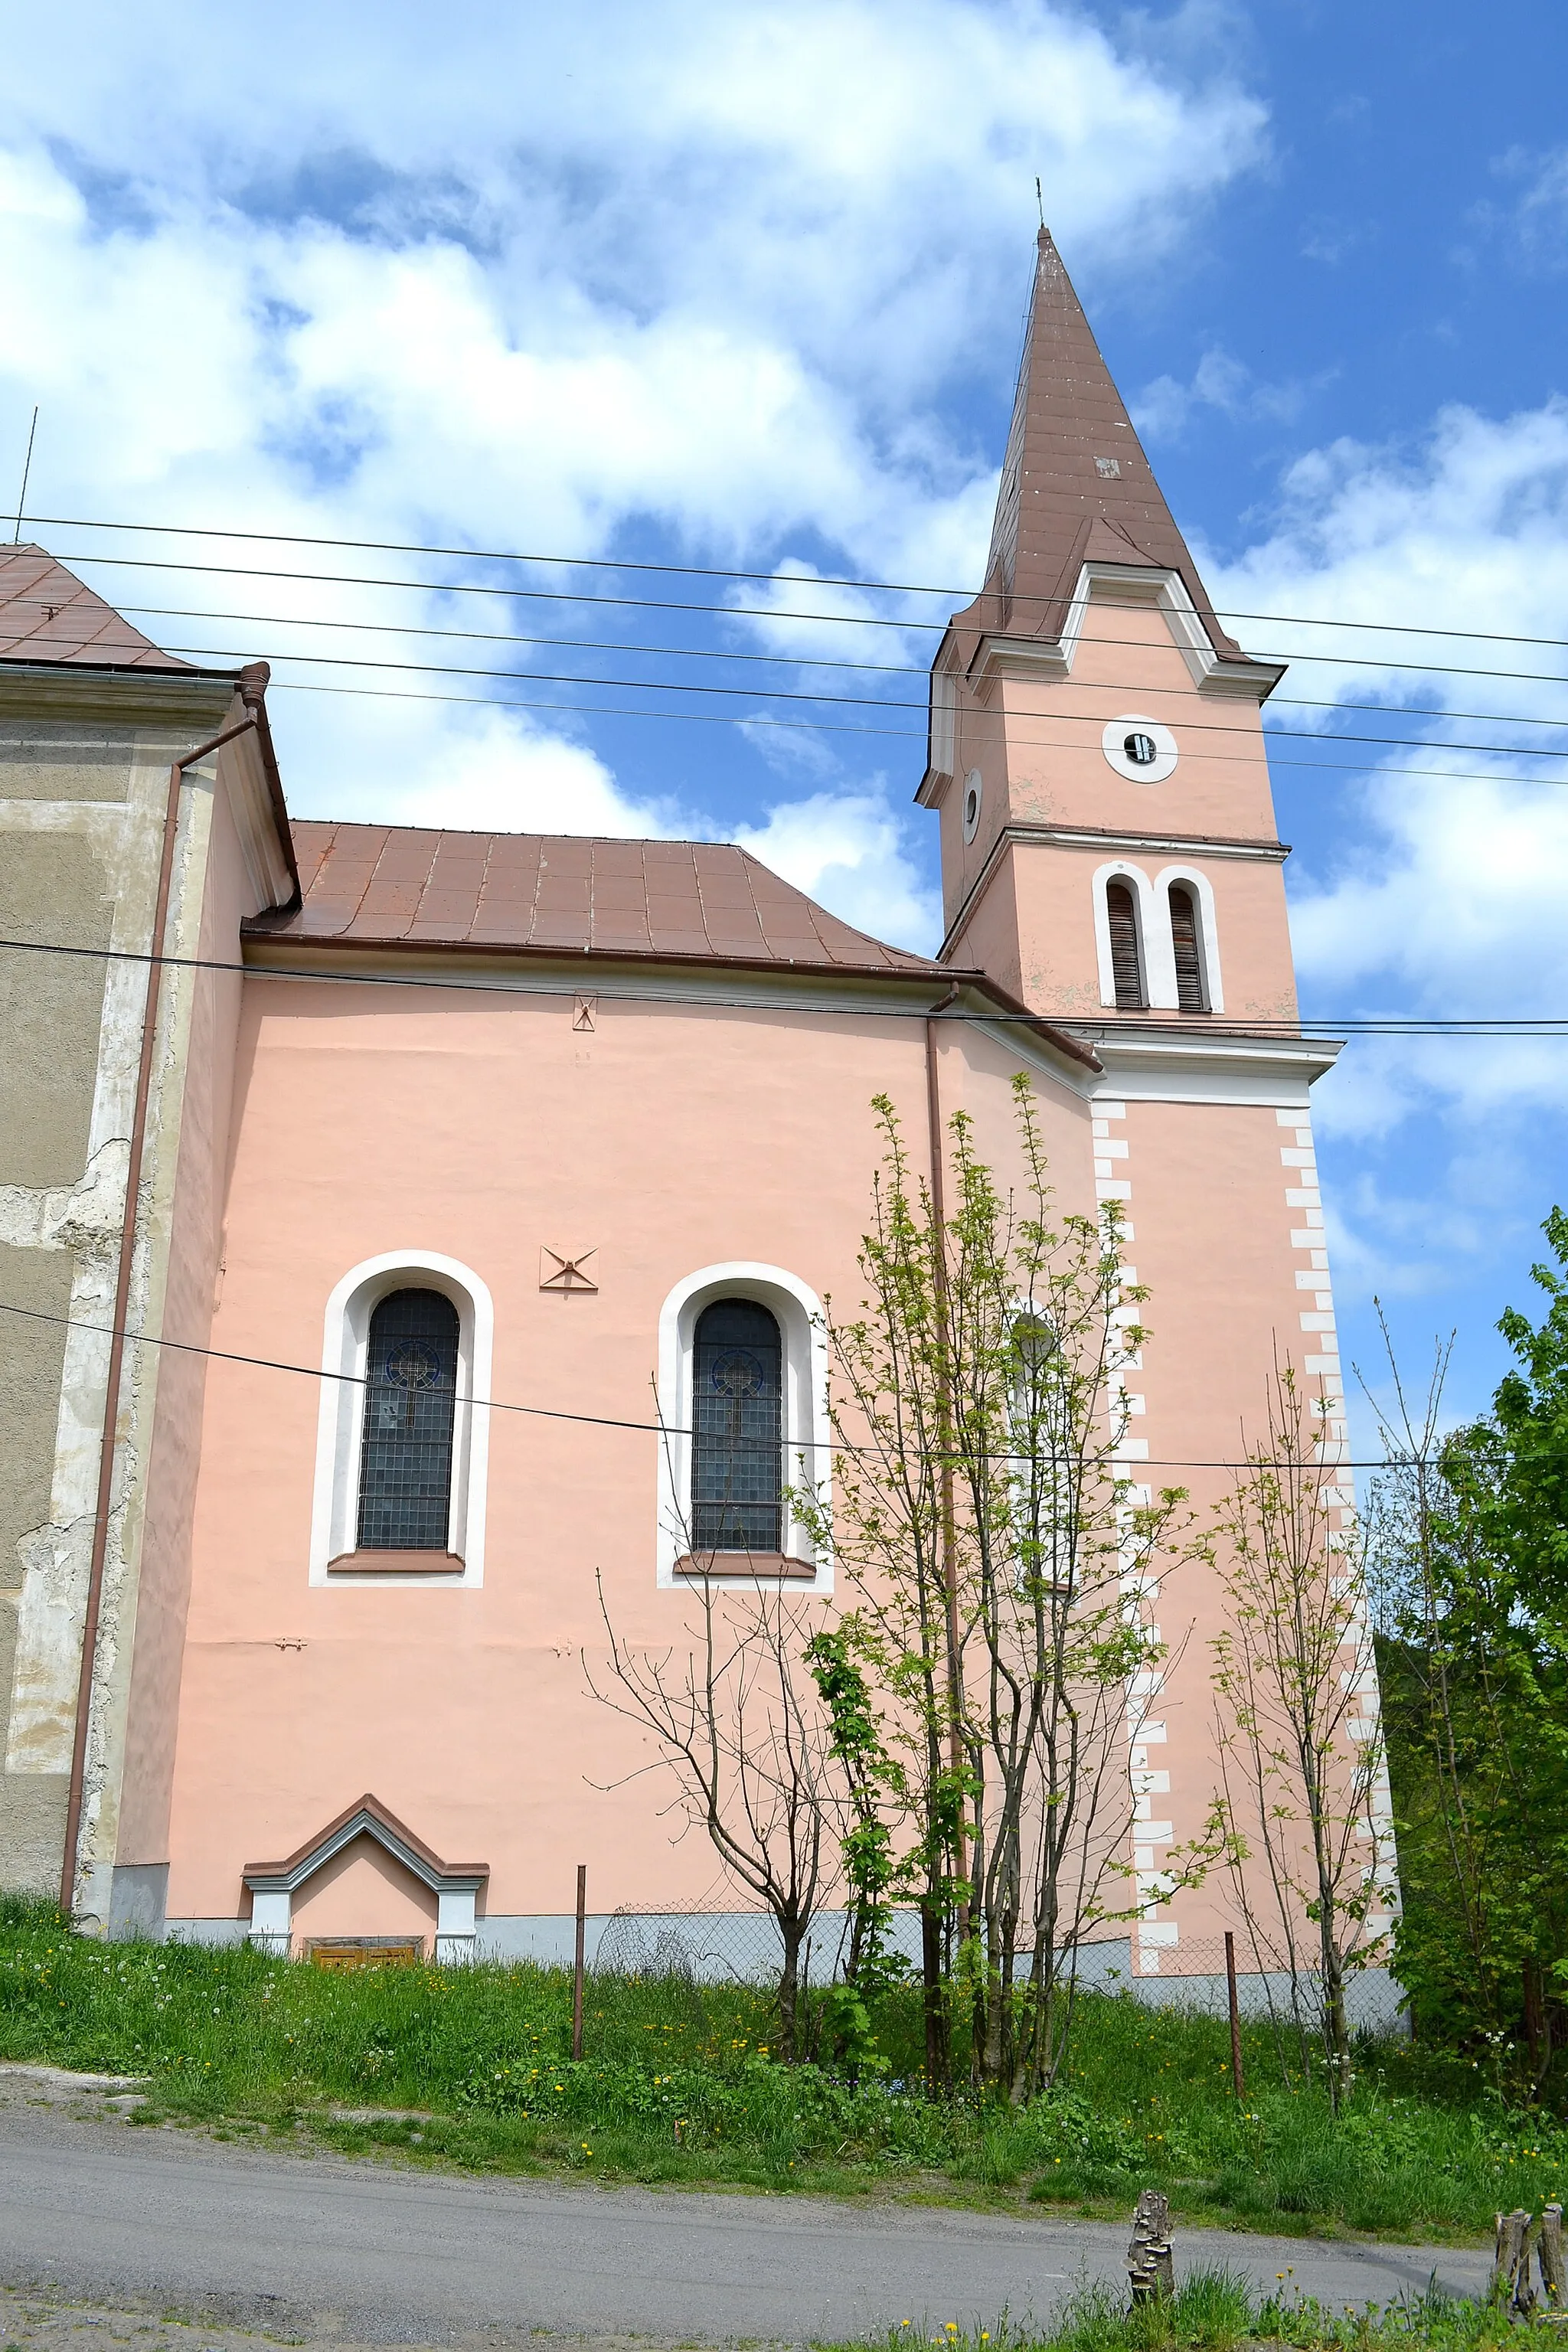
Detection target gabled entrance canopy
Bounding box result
[243,1794,488,1958]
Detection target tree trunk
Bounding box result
[921,1898,949,2095]
[1526,1959,1550,2081]
[778,1919,803,2063]
[1318,1915,1352,2110]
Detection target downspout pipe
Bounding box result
[59,665,271,1919]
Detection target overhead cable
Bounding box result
[92,597,1568,737]
[28,512,1568,655]
[0,1297,1446,1473]
[142,635,1568,769]
[1,931,1563,1037]
[27,546,1568,686]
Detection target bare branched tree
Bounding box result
[586,1426,838,2060]
[1209,1358,1391,2107]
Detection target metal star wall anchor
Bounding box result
[1125,2188,1174,2306]
[540,1247,598,1294]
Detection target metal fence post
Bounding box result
[573,1864,586,2061]
[1225,1931,1246,2099]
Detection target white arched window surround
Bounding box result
[309,1250,493,1588]
[655,1263,831,1590]
[1092,861,1166,1009]
[1154,864,1225,1015]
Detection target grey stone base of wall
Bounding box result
[107,1863,168,1941]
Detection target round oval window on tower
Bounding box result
[962,769,983,843]
[1102,715,1178,783]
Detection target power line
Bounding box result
[147,635,1568,769]
[0,1296,1439,1472]
[95,599,1568,739]
[29,544,1568,688]
[135,630,1568,757]
[2,930,1564,1036]
[244,672,1568,790]
[28,511,1568,655]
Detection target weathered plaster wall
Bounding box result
[116,756,261,1886]
[0,724,131,1885]
[0,681,239,1903]
[161,975,1097,1929]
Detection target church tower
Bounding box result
[920,233,1398,1983]
[919,226,1295,1030]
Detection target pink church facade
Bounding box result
[0,234,1393,1983]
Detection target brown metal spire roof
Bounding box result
[0,544,194,669]
[959,229,1254,662]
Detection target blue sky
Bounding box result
[4,0,1567,1442]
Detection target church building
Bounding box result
[0,233,1393,1976]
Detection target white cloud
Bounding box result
[1474,146,1568,273]
[736,788,941,952]
[1132,348,1309,443]
[1195,403,1568,1151]
[0,0,1266,951]
[278,698,691,841]
[1205,400,1568,714]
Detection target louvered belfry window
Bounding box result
[357,1289,460,1550]
[1105,880,1145,1011]
[1168,883,1207,1012]
[692,1298,783,1553]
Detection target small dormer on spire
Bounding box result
[976,227,1248,656]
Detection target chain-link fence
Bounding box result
[593,1909,1406,2038]
[1076,1933,1407,2037]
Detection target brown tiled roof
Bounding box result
[245,821,956,977]
[0,544,194,669]
[956,230,1263,668]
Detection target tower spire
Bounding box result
[969,228,1248,661]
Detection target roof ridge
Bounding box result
[294,815,745,851]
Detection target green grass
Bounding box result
[831,2267,1519,2352]
[0,1895,1559,2237]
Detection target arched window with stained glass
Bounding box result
[357,1289,461,1551]
[691,1298,783,1553]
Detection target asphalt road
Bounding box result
[0,2085,1494,2347]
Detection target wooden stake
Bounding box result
[1225,1932,1246,2100]
[1540,2205,1566,2307]
[572,1864,586,2062]
[1126,2188,1174,2305]
[1494,2210,1532,2310]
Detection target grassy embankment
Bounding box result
[1,1900,1559,2238]
[834,2272,1522,2352]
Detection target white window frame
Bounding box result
[655,1263,831,1589]
[1092,860,1178,1010]
[309,1250,493,1587]
[1154,864,1225,1014]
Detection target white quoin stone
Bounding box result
[249,1890,291,1952]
